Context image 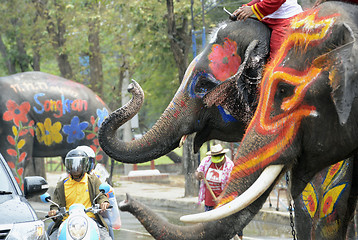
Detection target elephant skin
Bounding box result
[100,2,358,239]
[118,190,273,240]
[0,71,110,187]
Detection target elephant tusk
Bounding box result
[180,164,284,223]
[179,135,188,148]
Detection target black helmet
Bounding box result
[65,149,89,180]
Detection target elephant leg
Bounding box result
[24,157,47,178]
[345,154,358,238]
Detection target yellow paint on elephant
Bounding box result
[36,118,63,146]
[259,68,321,133]
[302,182,318,218]
[17,139,25,149]
[322,161,344,190]
[231,68,320,176]
[271,10,338,68]
[290,12,337,43]
[231,117,297,176]
[234,11,338,174]
[12,126,18,137]
[320,183,347,218]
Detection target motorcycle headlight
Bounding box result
[68,216,88,240]
[7,220,46,240]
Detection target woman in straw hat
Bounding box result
[195,144,234,211]
[195,144,242,239]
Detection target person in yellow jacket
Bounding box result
[47,149,112,239]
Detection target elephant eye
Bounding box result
[275,81,295,101]
[193,72,219,94]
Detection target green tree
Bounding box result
[32,0,74,79]
[0,0,45,74]
[0,1,243,184]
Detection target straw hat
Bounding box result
[206,144,229,156]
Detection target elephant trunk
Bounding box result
[99,80,194,163]
[119,193,270,240]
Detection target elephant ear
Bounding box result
[203,39,265,122]
[313,23,357,125]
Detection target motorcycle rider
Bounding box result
[47,149,112,239]
[75,145,117,238]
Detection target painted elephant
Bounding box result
[178,1,358,239]
[0,71,110,188]
[99,18,271,162]
[99,17,271,239]
[109,77,356,240]
[99,3,358,238]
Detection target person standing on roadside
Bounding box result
[195,144,234,211]
[195,144,242,239]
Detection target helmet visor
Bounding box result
[65,157,86,175]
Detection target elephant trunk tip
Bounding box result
[128,79,141,93]
[119,193,132,212]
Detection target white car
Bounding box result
[0,153,49,239]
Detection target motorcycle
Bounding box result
[41,184,113,240]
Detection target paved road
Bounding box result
[32,200,292,240]
[36,172,293,239]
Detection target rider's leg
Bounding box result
[97,222,112,240]
[103,217,114,239]
[46,221,55,236]
[48,228,58,240]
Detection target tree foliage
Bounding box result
[0,0,248,133]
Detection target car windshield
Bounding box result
[0,161,13,194]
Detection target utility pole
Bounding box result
[121,69,133,176]
[190,0,206,57]
[184,0,207,197]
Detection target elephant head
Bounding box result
[181,2,358,236]
[98,18,271,163]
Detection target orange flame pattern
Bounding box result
[219,9,340,206]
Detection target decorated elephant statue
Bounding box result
[99,2,357,239]
[177,1,358,239]
[1,71,110,188]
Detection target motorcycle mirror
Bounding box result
[99,183,111,194]
[40,192,61,208]
[40,192,51,203]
